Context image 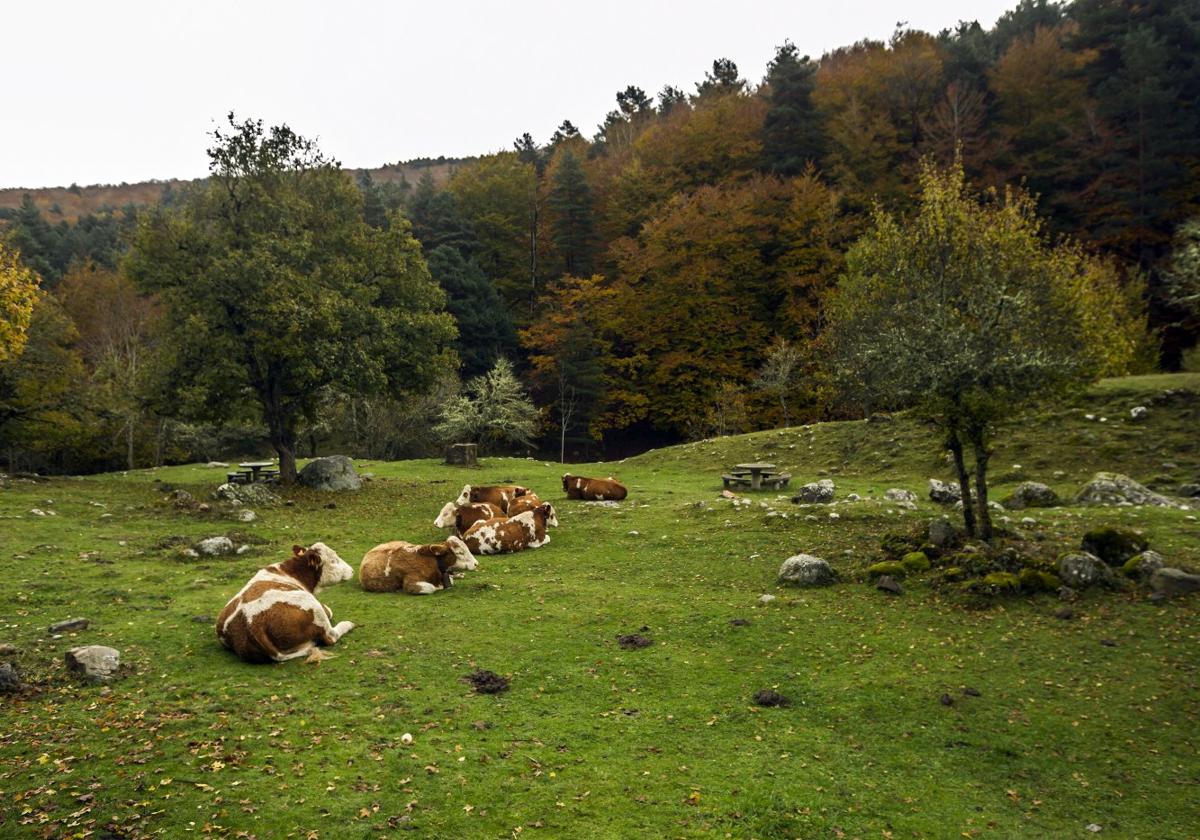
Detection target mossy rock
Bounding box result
[1080,526,1149,566]
[880,531,920,559]
[1122,550,1165,579]
[944,551,998,578]
[936,566,967,585]
[867,560,907,580]
[1018,568,1062,592]
[1020,555,1058,575]
[966,572,1021,597]
[901,551,932,573]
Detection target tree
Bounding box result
[752,339,804,427]
[546,148,596,277]
[0,242,40,363]
[696,58,745,97]
[126,114,456,483]
[761,42,825,176]
[825,160,1145,540]
[433,358,537,452]
[425,245,517,378]
[1164,218,1200,344]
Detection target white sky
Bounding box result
[3,0,1018,189]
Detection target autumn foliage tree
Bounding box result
[0,241,40,363]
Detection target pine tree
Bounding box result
[547,149,596,277]
[761,42,825,175]
[425,245,517,379]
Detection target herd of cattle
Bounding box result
[216,473,628,663]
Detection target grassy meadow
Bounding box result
[1,374,1199,839]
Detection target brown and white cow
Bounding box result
[359,536,479,595]
[562,474,628,501]
[462,503,559,555]
[433,501,506,535]
[505,492,546,517]
[454,483,531,512]
[216,542,355,664]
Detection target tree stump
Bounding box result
[445,443,477,467]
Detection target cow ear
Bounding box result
[292,545,305,556]
[304,549,322,569]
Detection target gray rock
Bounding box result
[757,594,777,606]
[875,576,904,595]
[1178,483,1200,498]
[928,479,961,504]
[928,516,957,549]
[1057,553,1115,589]
[885,488,917,503]
[48,618,89,634]
[1129,405,1148,421]
[792,479,835,504]
[0,642,16,655]
[1002,481,1060,510]
[1127,550,1165,579]
[236,544,253,555]
[1150,568,1200,598]
[778,554,836,587]
[65,645,121,683]
[234,509,257,523]
[213,482,281,506]
[1075,472,1176,507]
[297,455,361,491]
[196,536,235,556]
[0,663,23,693]
[166,489,195,507]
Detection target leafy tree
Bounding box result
[433,357,537,451]
[546,148,596,277]
[425,245,517,378]
[0,242,40,363]
[1164,218,1200,344]
[761,42,825,175]
[752,338,805,427]
[126,114,456,483]
[825,161,1144,540]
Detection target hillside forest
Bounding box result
[2,0,1199,475]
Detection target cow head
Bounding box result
[308,542,354,590]
[433,501,457,529]
[561,473,571,492]
[444,536,479,571]
[455,484,472,506]
[538,502,559,528]
[513,486,530,497]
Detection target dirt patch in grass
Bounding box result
[465,669,509,694]
[753,689,790,707]
[617,633,652,649]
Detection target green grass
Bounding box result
[2,375,1199,839]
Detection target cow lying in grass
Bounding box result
[462,503,558,555]
[433,501,505,535]
[506,492,544,516]
[360,536,478,594]
[562,474,628,501]
[216,543,355,664]
[454,483,530,512]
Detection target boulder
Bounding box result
[297,455,362,492]
[928,517,957,549]
[1178,483,1200,498]
[875,576,904,595]
[1002,482,1060,510]
[884,488,917,503]
[1074,472,1175,507]
[928,479,961,504]
[65,645,121,683]
[1149,568,1200,598]
[234,509,257,523]
[0,663,23,693]
[792,479,834,504]
[1057,553,1115,589]
[1081,527,1149,565]
[778,554,836,587]
[48,618,89,634]
[196,536,235,556]
[213,482,281,506]
[166,489,195,508]
[1122,550,1165,579]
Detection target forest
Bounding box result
[1,0,1198,474]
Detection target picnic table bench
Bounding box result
[227,461,279,485]
[722,463,791,491]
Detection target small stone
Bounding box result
[1058,586,1078,602]
[236,544,252,555]
[196,536,235,556]
[65,645,121,683]
[939,693,954,706]
[324,502,337,510]
[1085,825,1102,834]
[757,594,777,606]
[1055,606,1074,620]
[0,663,24,693]
[0,643,17,655]
[49,618,89,634]
[1129,406,1148,421]
[928,517,956,549]
[752,689,790,707]
[1100,639,1117,647]
[875,576,903,595]
[884,488,917,503]
[235,509,257,523]
[191,615,213,624]
[962,687,981,697]
[197,503,211,512]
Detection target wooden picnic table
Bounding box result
[235,461,277,483]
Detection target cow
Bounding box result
[359,536,479,595]
[506,492,546,517]
[216,542,356,664]
[454,483,531,512]
[433,501,506,535]
[562,473,628,501]
[462,503,559,555]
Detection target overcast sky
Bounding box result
[4,0,1018,189]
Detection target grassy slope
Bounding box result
[1,375,1198,839]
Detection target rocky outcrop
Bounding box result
[297,455,362,492]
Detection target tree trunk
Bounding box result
[126,418,135,471]
[947,431,976,537]
[972,436,993,542]
[779,394,789,428]
[273,435,297,484]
